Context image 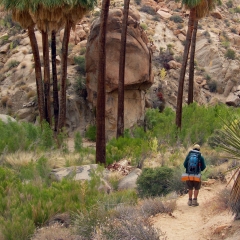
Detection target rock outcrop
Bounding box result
[86,8,153,139]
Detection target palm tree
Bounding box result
[96,0,110,165]
[188,20,198,104]
[51,30,59,132]
[116,0,130,138]
[211,116,240,219]
[176,0,216,129]
[0,4,46,123]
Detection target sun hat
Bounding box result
[193,144,200,150]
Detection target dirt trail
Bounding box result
[152,181,238,240]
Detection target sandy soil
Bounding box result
[152,181,240,240]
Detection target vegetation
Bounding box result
[139,5,156,15]
[74,56,86,75]
[0,102,239,238]
[170,15,184,23]
[225,48,236,60]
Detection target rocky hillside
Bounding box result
[0,0,240,136]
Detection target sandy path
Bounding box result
[152,182,236,240]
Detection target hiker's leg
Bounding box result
[188,189,193,199]
[193,190,199,199]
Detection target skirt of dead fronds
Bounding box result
[230,168,240,219]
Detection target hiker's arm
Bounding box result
[200,156,206,171]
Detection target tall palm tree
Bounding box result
[176,0,217,129]
[116,0,130,139]
[96,0,110,165]
[51,30,59,132]
[0,3,46,123]
[188,20,198,104]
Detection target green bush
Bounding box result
[85,124,96,141]
[140,5,156,15]
[74,132,83,152]
[234,7,240,13]
[225,49,236,60]
[8,60,20,69]
[226,0,233,8]
[74,56,86,75]
[134,0,142,5]
[0,120,57,153]
[208,80,217,92]
[106,132,150,166]
[170,15,183,23]
[137,166,173,197]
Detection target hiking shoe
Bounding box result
[188,199,192,206]
[192,199,199,206]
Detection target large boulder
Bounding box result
[86,8,153,139]
[118,168,142,190]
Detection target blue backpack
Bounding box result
[187,151,200,174]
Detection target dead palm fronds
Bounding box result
[211,115,240,219]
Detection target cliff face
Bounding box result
[0,0,239,137]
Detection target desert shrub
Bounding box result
[106,132,150,165]
[140,196,177,217]
[134,0,142,5]
[0,120,58,153]
[140,23,147,30]
[225,49,236,60]
[74,56,86,75]
[208,80,217,92]
[74,76,86,98]
[226,0,233,8]
[8,60,20,69]
[169,166,187,194]
[137,166,173,197]
[74,132,83,152]
[221,40,230,48]
[139,5,156,15]
[152,15,160,21]
[170,15,183,23]
[177,23,184,29]
[85,124,96,141]
[0,165,121,240]
[203,30,210,38]
[1,95,9,107]
[26,90,36,99]
[80,47,86,55]
[234,7,240,13]
[231,28,237,34]
[10,38,20,49]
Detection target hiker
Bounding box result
[183,144,206,206]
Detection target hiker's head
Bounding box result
[193,144,200,151]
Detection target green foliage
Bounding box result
[134,0,142,5]
[145,103,239,147]
[170,15,183,23]
[74,132,83,152]
[0,120,58,154]
[208,80,217,92]
[8,60,20,69]
[140,23,148,30]
[80,47,86,55]
[137,166,173,197]
[234,7,240,13]
[74,56,86,75]
[74,76,86,96]
[225,49,236,60]
[226,0,233,8]
[140,5,156,15]
[106,129,150,165]
[85,124,96,141]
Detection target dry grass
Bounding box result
[27,90,36,100]
[1,95,9,107]
[4,151,40,167]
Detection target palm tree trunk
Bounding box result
[28,26,45,123]
[175,7,196,129]
[188,20,198,105]
[51,30,59,132]
[58,20,71,132]
[116,0,130,139]
[96,0,110,165]
[42,30,51,125]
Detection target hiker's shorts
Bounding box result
[186,180,201,190]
